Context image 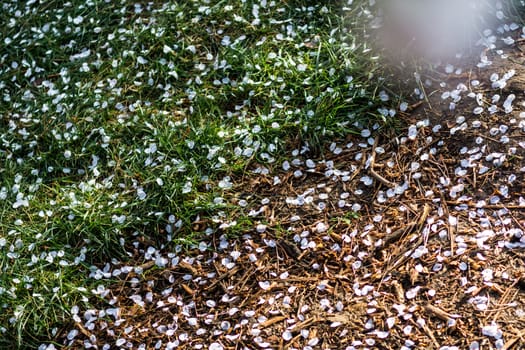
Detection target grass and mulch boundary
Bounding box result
[0,1,395,347]
[1,0,524,349]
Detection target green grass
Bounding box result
[0,0,522,348]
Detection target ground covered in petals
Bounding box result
[62,26,525,350]
[1,1,525,350]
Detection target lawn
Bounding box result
[0,0,523,349]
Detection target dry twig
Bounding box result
[369,138,396,188]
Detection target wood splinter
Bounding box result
[423,304,460,325]
[369,138,396,188]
